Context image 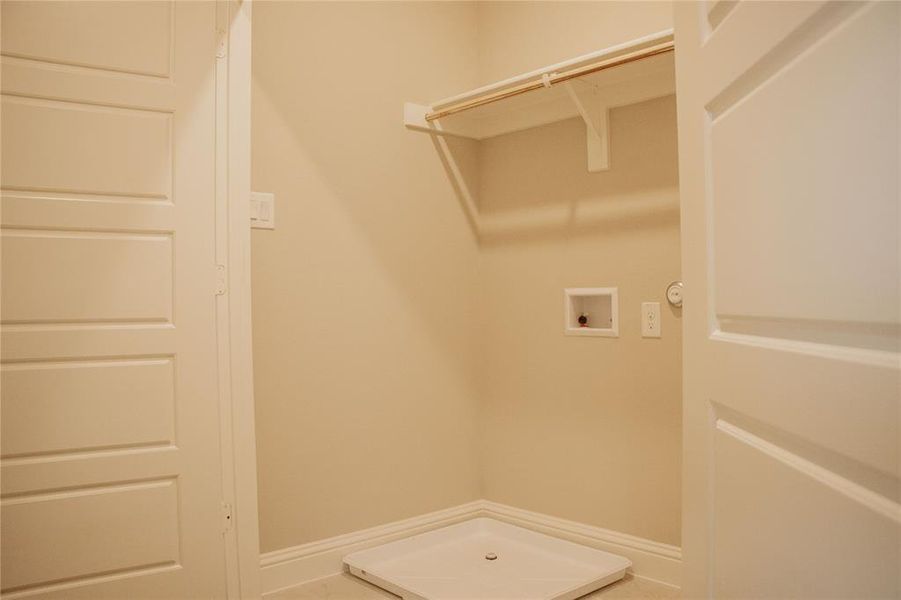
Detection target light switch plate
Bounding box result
[250,191,275,230]
[641,302,661,338]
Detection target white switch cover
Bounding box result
[251,191,275,230]
[641,302,661,338]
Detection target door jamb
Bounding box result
[215,1,261,598]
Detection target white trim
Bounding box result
[215,1,261,598]
[259,500,681,596]
[481,501,682,589]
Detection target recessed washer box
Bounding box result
[344,517,631,600]
[564,287,618,337]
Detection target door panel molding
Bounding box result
[713,413,901,523]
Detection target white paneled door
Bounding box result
[1,2,228,598]
[675,1,900,598]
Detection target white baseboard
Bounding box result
[480,501,681,589]
[259,500,681,596]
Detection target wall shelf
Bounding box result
[404,30,675,172]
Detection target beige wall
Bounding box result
[474,1,681,547]
[252,1,680,554]
[476,100,682,546]
[251,1,482,553]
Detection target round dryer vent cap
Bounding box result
[666,281,683,307]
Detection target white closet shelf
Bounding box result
[404,29,675,172]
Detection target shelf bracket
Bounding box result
[562,81,609,172]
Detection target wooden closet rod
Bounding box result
[425,40,675,122]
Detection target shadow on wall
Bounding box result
[433,95,681,246]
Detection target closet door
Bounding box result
[675,2,900,597]
[0,2,227,598]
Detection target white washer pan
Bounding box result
[344,517,631,599]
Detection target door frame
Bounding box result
[215,1,261,598]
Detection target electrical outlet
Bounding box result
[641,302,661,338]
